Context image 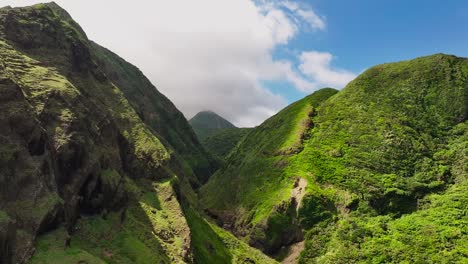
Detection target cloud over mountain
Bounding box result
[2,0,355,126]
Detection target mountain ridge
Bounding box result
[189,110,236,141]
[201,54,468,262]
[0,3,274,263]
[0,2,467,264]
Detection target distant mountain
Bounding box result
[0,3,273,264]
[2,3,467,264]
[189,111,236,140]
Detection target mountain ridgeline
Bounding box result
[0,2,467,264]
[190,111,251,159]
[201,55,468,262]
[0,3,273,264]
[189,111,236,140]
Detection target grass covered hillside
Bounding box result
[1,2,467,264]
[90,44,219,184]
[201,128,252,159]
[189,111,236,141]
[201,54,468,262]
[201,88,339,254]
[0,3,273,264]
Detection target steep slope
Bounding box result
[0,3,275,264]
[189,111,236,141]
[201,88,339,255]
[90,44,218,184]
[202,128,252,159]
[201,55,468,262]
[0,3,193,262]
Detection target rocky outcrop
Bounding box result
[0,3,215,263]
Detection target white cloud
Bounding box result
[299,51,357,89]
[0,0,352,127]
[279,1,326,30]
[296,9,326,30]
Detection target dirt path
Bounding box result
[280,178,308,263]
[291,178,307,211]
[281,241,305,264]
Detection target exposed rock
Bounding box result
[291,178,307,212]
[0,3,211,263]
[281,241,305,264]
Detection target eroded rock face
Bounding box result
[0,77,59,263]
[0,47,126,262]
[0,3,211,263]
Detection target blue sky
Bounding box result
[3,0,468,126]
[271,0,468,103]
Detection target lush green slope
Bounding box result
[91,43,218,184]
[201,88,340,254]
[185,207,277,264]
[189,110,248,160]
[2,3,467,264]
[189,111,236,141]
[0,3,273,264]
[299,121,468,263]
[202,128,252,159]
[201,55,468,262]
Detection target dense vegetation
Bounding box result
[201,55,468,262]
[91,44,219,184]
[201,128,251,159]
[189,111,251,160]
[1,3,467,264]
[189,111,236,141]
[0,3,273,264]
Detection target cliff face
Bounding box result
[2,2,467,264]
[0,3,215,263]
[91,44,219,184]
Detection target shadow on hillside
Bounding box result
[183,206,233,264]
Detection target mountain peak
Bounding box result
[189,111,236,140]
[190,111,236,129]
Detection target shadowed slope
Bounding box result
[190,111,236,141]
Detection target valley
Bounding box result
[0,2,466,264]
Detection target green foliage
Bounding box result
[92,43,219,183]
[0,210,9,224]
[202,128,251,158]
[298,194,334,229]
[301,181,468,263]
[3,3,468,263]
[189,111,236,141]
[1,3,223,264]
[30,227,107,264]
[263,212,294,252]
[32,178,194,263]
[185,208,232,263]
[200,88,339,249]
[202,54,468,261]
[301,55,467,205]
[185,208,278,264]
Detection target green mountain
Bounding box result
[0,3,274,264]
[189,111,236,141]
[1,3,467,264]
[201,55,468,262]
[189,111,251,160]
[202,128,252,159]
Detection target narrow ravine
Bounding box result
[279,177,308,263]
[281,241,305,264]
